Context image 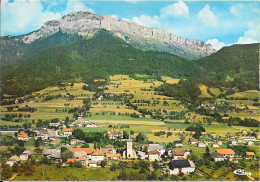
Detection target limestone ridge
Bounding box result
[19,11,216,59]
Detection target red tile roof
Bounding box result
[246,152,255,156]
[148,150,160,155]
[92,148,104,156]
[70,148,94,154]
[64,128,73,132]
[67,158,76,163]
[216,149,235,155]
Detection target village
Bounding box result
[1,116,259,180]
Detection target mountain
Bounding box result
[0,11,215,68]
[195,43,259,91]
[1,29,196,96]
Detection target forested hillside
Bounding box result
[1,29,194,96]
[0,29,259,97]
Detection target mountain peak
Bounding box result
[9,11,216,59]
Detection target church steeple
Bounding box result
[127,131,132,142]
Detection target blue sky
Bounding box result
[2,0,260,50]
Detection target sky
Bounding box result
[1,0,260,50]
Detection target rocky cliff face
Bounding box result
[7,11,216,59]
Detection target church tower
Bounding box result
[126,131,132,158]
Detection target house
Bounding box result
[238,136,256,143]
[63,128,73,136]
[217,141,223,145]
[210,133,217,138]
[6,155,20,166]
[70,148,94,160]
[147,144,165,155]
[106,153,121,160]
[91,148,104,161]
[231,140,238,145]
[35,130,48,140]
[101,145,116,155]
[17,131,29,141]
[189,138,198,145]
[105,129,123,140]
[77,113,84,120]
[167,159,195,174]
[226,134,235,139]
[197,142,206,147]
[148,150,161,161]
[73,151,87,159]
[86,122,98,128]
[211,152,225,162]
[35,129,57,140]
[67,158,76,163]
[70,140,77,145]
[212,143,219,148]
[20,150,31,160]
[222,116,230,120]
[246,152,255,159]
[47,129,57,140]
[174,140,183,147]
[97,94,103,101]
[88,160,97,167]
[216,149,235,159]
[247,141,254,145]
[79,157,88,166]
[172,149,190,160]
[49,122,61,128]
[42,149,61,159]
[241,130,248,135]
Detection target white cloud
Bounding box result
[65,0,93,14]
[160,0,189,18]
[1,0,62,36]
[236,22,260,44]
[132,15,160,27]
[206,39,225,50]
[230,4,243,15]
[198,4,218,28]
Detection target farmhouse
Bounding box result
[85,121,98,128]
[167,159,195,175]
[42,149,61,159]
[211,152,225,162]
[172,148,190,160]
[88,160,97,167]
[174,140,183,147]
[17,131,29,141]
[246,152,255,159]
[70,148,94,160]
[238,136,256,143]
[63,128,73,136]
[147,144,165,155]
[189,138,198,145]
[212,143,219,148]
[91,148,104,161]
[216,149,235,159]
[148,150,161,161]
[197,142,206,147]
[20,150,32,160]
[6,155,20,166]
[105,129,123,140]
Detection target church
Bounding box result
[123,132,137,159]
